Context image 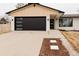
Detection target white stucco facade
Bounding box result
[9,16,14,31]
[9,16,79,31]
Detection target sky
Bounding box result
[0,3,79,17]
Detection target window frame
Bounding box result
[59,17,73,27]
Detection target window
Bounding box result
[16,24,23,27]
[59,18,73,27]
[16,28,23,30]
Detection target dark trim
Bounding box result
[15,16,46,18]
[61,17,79,18]
[37,3,64,13]
[61,14,79,18]
[6,4,32,14]
[6,3,64,14]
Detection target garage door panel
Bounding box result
[15,17,46,31]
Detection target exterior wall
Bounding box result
[9,4,60,17]
[46,15,50,32]
[73,18,79,30]
[8,16,14,31]
[55,18,79,30]
[0,23,11,33]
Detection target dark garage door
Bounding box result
[15,16,46,31]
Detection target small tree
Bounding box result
[0,17,9,24]
[16,3,26,8]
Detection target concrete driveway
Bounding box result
[0,30,79,56]
[0,30,62,56]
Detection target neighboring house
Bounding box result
[6,3,79,31]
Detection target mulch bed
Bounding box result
[39,38,70,56]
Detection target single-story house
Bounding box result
[6,3,79,31]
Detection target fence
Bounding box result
[0,23,11,34]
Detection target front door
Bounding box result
[50,19,54,29]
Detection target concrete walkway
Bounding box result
[0,30,79,56]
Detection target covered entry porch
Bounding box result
[47,14,63,31]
